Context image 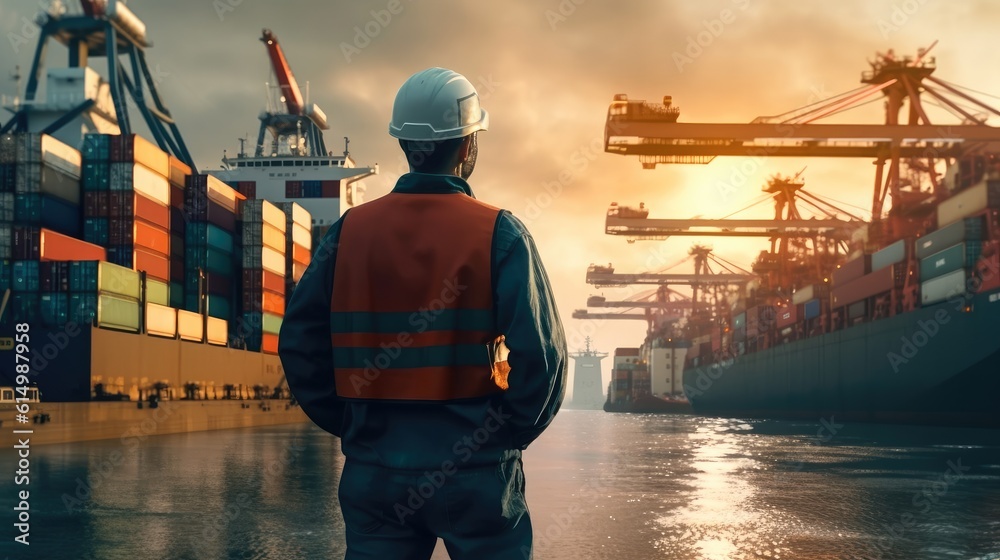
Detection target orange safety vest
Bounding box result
[330,191,509,401]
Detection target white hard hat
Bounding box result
[388,68,489,141]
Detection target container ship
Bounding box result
[592,47,1000,427]
[0,1,375,444]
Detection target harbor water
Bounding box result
[2,410,999,559]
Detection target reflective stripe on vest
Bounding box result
[330,192,507,401]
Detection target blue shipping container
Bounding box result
[12,261,40,292]
[14,193,81,236]
[803,298,822,320]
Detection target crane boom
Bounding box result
[587,271,752,287]
[606,216,860,239]
[261,29,304,117]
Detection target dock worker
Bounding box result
[279,67,567,560]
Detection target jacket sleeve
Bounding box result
[278,217,345,437]
[493,212,568,449]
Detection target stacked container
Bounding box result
[81,134,172,306]
[276,202,313,289]
[918,216,985,306]
[239,200,286,354]
[184,174,239,322]
[168,157,190,309]
[9,134,82,238]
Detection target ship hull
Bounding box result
[604,394,694,414]
[684,289,1000,427]
[0,322,309,445]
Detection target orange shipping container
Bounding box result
[262,291,285,315]
[292,243,310,265]
[134,219,170,257]
[262,270,284,294]
[134,247,169,282]
[135,191,170,230]
[129,135,170,178]
[262,333,279,354]
[39,228,107,262]
[168,156,191,188]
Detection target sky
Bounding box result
[3,0,1000,397]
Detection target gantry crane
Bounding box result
[607,170,865,293]
[256,29,330,157]
[2,0,197,170]
[604,43,1000,243]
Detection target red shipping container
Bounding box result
[202,271,232,297]
[243,290,285,315]
[775,304,800,329]
[39,228,107,262]
[237,181,256,199]
[833,254,872,286]
[171,233,184,258]
[321,180,339,198]
[831,264,902,307]
[292,243,310,265]
[285,181,302,198]
[261,333,279,354]
[170,184,184,210]
[134,219,170,257]
[134,247,170,282]
[134,191,170,231]
[976,252,1000,294]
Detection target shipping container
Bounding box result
[185,247,234,276]
[321,180,340,198]
[242,245,285,276]
[243,312,283,335]
[83,191,109,217]
[133,219,170,256]
[81,133,111,162]
[186,174,239,213]
[278,202,312,229]
[831,264,904,307]
[921,269,969,306]
[242,199,287,232]
[937,181,1000,226]
[133,248,170,282]
[69,260,142,299]
[803,298,822,320]
[169,281,184,308]
[145,302,177,338]
[167,156,191,188]
[291,243,310,265]
[38,261,70,292]
[832,254,871,286]
[285,180,302,198]
[112,134,170,178]
[177,309,204,342]
[775,304,799,328]
[186,271,232,298]
[206,317,228,346]
[920,242,982,282]
[732,312,746,329]
[14,193,81,236]
[0,164,16,192]
[12,261,40,291]
[97,293,141,332]
[14,134,81,176]
[847,300,867,320]
[290,223,311,249]
[15,160,81,204]
[186,293,231,320]
[68,292,97,325]
[37,228,107,262]
[291,262,307,283]
[235,181,256,200]
[915,217,984,259]
[872,239,906,272]
[40,292,69,325]
[242,290,285,315]
[82,162,110,191]
[0,226,10,260]
[110,162,170,206]
[126,191,170,230]
[146,278,170,306]
[261,333,279,354]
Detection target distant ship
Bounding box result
[565,337,607,410]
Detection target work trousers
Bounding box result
[338,456,532,559]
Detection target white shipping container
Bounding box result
[206,317,227,346]
[792,285,816,305]
[263,200,286,233]
[177,309,204,342]
[0,224,11,260]
[145,302,177,338]
[938,181,1000,226]
[262,246,285,275]
[292,223,311,249]
[15,162,82,205]
[290,203,311,229]
[206,174,238,213]
[263,223,285,253]
[15,134,81,176]
[921,269,969,306]
[132,163,170,206]
[872,239,906,272]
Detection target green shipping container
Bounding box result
[169,282,184,309]
[69,261,141,300]
[146,278,170,306]
[97,293,140,332]
[262,312,282,335]
[919,242,981,282]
